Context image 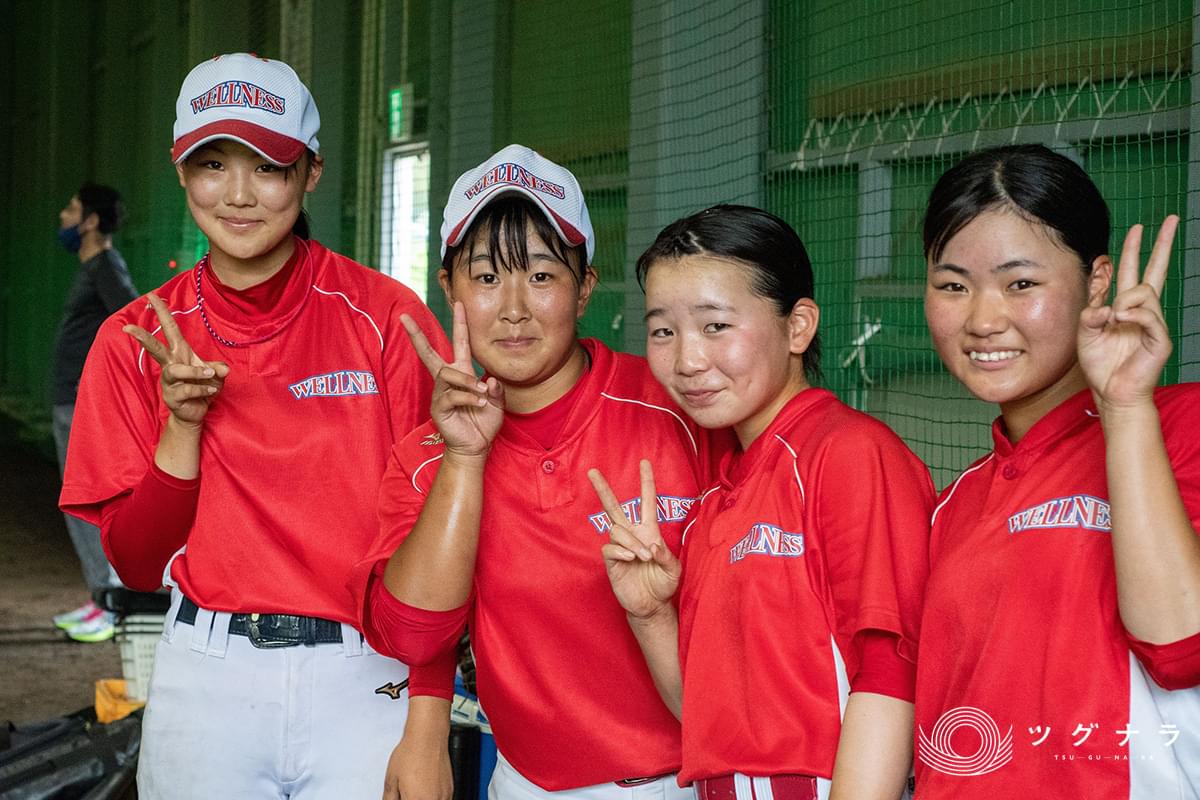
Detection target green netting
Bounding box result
[765,0,1192,485]
[423,0,1194,486]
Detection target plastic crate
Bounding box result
[115,614,165,702]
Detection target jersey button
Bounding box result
[541,459,556,474]
[1002,464,1018,480]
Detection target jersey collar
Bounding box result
[991,388,1097,459]
[720,387,834,488]
[193,236,316,343]
[494,338,615,452]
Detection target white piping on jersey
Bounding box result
[752,776,775,800]
[930,453,995,527]
[598,392,698,455]
[1085,409,1099,418]
[410,453,444,495]
[831,631,850,719]
[136,304,201,375]
[312,285,385,352]
[773,434,807,507]
[825,632,850,800]
[682,485,721,545]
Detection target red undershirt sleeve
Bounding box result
[362,565,470,666]
[407,640,458,701]
[1127,630,1200,691]
[850,630,916,703]
[100,462,200,592]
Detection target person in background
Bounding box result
[50,183,138,642]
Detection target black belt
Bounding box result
[176,596,343,648]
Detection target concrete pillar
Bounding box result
[622,0,766,352]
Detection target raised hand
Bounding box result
[123,294,229,427]
[1078,215,1178,410]
[402,302,504,459]
[588,460,681,619]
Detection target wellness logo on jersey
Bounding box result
[588,495,695,534]
[1008,494,1110,534]
[288,370,379,399]
[729,522,805,563]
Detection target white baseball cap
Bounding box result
[171,53,320,165]
[441,144,594,264]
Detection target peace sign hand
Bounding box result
[588,460,681,620]
[1078,215,1178,411]
[123,294,229,428]
[402,302,504,459]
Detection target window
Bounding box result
[380,145,431,301]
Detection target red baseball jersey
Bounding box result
[60,239,448,624]
[356,339,725,790]
[914,386,1200,800]
[675,388,934,784]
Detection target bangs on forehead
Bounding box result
[449,196,585,280]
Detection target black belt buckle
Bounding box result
[246,613,302,649]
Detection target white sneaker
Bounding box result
[65,606,117,643]
[53,600,98,630]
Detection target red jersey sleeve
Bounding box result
[60,311,163,526]
[408,641,458,701]
[378,292,448,442]
[362,565,469,665]
[101,463,201,591]
[814,418,934,672]
[1127,631,1200,690]
[346,424,447,643]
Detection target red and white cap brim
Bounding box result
[172,119,308,166]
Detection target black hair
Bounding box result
[443,195,588,281]
[923,144,1111,269]
[292,208,310,240]
[286,149,318,240]
[636,204,821,381]
[77,183,125,234]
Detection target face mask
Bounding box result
[57,224,82,253]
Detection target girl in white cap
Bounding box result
[352,144,729,800]
[61,53,449,798]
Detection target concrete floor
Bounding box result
[0,444,122,725]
